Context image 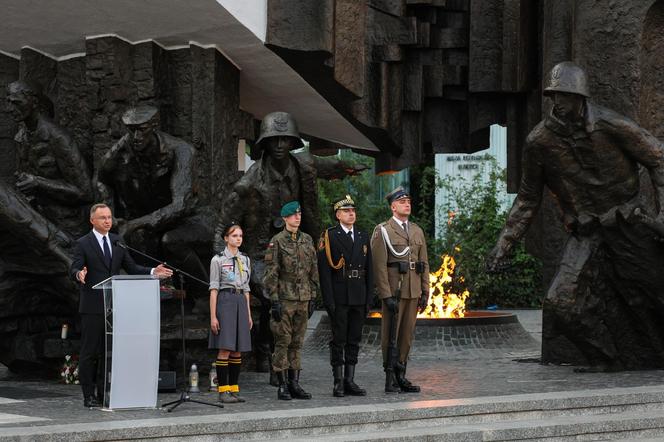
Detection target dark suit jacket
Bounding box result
[70,231,152,314]
[317,224,374,307]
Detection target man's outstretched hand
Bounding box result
[77,266,88,284]
[154,264,173,279]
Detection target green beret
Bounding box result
[280,201,301,217]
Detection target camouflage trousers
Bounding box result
[270,300,309,372]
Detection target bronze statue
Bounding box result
[97,105,211,284]
[213,111,366,372]
[1,80,93,272]
[0,80,94,371]
[487,62,664,371]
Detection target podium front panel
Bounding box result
[108,278,160,409]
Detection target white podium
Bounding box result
[93,275,160,410]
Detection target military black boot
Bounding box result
[343,364,366,396]
[384,369,400,393]
[394,363,420,393]
[287,369,312,399]
[276,371,292,400]
[332,366,345,397]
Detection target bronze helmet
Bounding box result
[544,61,590,98]
[256,111,304,149]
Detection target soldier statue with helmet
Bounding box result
[213,111,366,376]
[487,61,664,371]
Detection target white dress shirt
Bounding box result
[340,224,354,242]
[92,229,112,258]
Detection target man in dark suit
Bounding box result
[317,195,373,397]
[70,203,172,408]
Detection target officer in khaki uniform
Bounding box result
[263,201,320,400]
[371,187,429,393]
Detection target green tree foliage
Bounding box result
[408,162,437,239]
[426,162,543,308]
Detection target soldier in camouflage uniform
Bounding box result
[263,201,320,400]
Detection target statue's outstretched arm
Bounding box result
[312,155,369,180]
[487,142,544,271]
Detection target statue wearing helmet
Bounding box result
[543,61,591,98]
[487,61,664,371]
[255,111,304,148]
[214,111,367,376]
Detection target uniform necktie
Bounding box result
[402,222,409,235]
[347,230,353,242]
[102,236,112,267]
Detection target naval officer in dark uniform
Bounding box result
[317,195,374,397]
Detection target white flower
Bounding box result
[61,372,65,377]
[65,355,71,361]
[74,380,79,384]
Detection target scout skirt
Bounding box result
[208,288,252,352]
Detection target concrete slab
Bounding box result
[0,400,20,406]
[0,413,48,425]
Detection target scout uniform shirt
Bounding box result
[209,248,251,292]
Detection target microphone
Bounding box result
[113,240,127,249]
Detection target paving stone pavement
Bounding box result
[1,310,664,431]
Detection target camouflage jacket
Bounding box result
[263,228,320,302]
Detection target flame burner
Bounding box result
[365,310,518,327]
[353,310,538,356]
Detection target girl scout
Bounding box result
[209,223,252,403]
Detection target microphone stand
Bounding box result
[116,241,223,412]
[115,241,208,286]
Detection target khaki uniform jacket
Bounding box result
[263,229,320,302]
[371,218,429,300]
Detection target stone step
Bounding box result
[280,410,664,441]
[3,385,664,441]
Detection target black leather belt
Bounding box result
[346,269,365,279]
[220,287,244,295]
[387,261,417,270]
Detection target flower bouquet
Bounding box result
[61,354,80,384]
